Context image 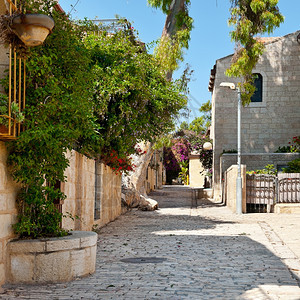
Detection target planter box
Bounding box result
[7,231,97,284]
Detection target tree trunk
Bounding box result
[121,0,188,209]
[162,0,187,81]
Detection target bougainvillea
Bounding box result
[100,150,136,175]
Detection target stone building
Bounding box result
[209,31,300,201]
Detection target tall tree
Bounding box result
[148,0,193,80]
[226,0,284,104]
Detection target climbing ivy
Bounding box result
[226,0,284,104]
[148,0,193,77]
[4,1,187,238]
[85,30,187,162]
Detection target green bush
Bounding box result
[282,158,300,173]
[247,164,277,175]
[5,0,187,238]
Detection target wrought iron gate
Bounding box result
[246,174,276,212]
[277,173,300,203]
[246,173,300,212]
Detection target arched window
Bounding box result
[251,73,263,102]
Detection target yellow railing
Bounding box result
[0,0,25,140]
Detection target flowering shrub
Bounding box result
[288,136,300,152]
[171,138,190,162]
[276,136,300,153]
[100,149,138,175]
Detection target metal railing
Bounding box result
[0,0,25,140]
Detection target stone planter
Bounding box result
[7,231,97,284]
[10,14,55,47]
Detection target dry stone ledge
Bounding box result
[7,231,97,284]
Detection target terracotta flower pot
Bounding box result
[11,13,55,47]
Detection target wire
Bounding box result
[69,0,80,14]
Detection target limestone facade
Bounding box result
[188,153,205,187]
[0,146,122,287]
[0,142,19,288]
[7,231,97,284]
[145,149,164,194]
[210,31,300,200]
[61,150,122,231]
[223,164,247,213]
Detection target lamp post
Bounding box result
[220,82,242,214]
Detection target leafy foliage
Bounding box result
[275,136,300,153]
[247,164,277,175]
[148,0,193,77]
[282,159,300,173]
[85,31,187,160]
[5,1,187,238]
[226,0,284,104]
[6,0,97,238]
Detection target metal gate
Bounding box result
[246,174,276,212]
[277,173,300,203]
[246,173,300,212]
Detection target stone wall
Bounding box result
[221,153,300,180]
[61,150,122,231]
[7,231,97,284]
[189,154,205,187]
[145,150,164,194]
[95,163,121,227]
[211,31,300,200]
[223,165,247,213]
[0,142,19,288]
[0,147,121,287]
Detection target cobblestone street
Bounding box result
[1,186,300,300]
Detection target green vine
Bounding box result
[226,0,284,105]
[148,0,193,76]
[3,0,187,238]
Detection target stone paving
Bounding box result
[1,185,300,300]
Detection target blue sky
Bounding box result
[59,0,300,122]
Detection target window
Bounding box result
[251,73,263,103]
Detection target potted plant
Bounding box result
[10,13,55,47]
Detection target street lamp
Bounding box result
[220,82,242,214]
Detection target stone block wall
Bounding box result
[223,164,247,213]
[61,151,122,231]
[189,154,205,187]
[145,150,164,193]
[211,31,300,200]
[95,163,121,227]
[0,142,19,287]
[61,151,96,231]
[221,153,300,180]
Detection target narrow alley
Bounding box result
[1,186,300,300]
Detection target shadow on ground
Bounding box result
[2,185,299,299]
